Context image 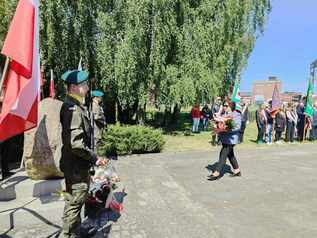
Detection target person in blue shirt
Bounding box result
[208,101,242,180]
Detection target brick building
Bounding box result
[252,76,282,104]
[240,92,252,105]
[280,91,302,104]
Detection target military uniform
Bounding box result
[92,90,106,142]
[60,70,98,238]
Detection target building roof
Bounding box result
[253,76,281,85]
[282,91,302,95]
[240,92,252,97]
[253,80,281,84]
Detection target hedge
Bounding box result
[98,124,165,156]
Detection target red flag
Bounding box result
[49,70,55,98]
[0,0,40,141]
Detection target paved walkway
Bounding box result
[1,144,317,237]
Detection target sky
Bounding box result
[240,0,317,93]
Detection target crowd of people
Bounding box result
[191,97,249,144]
[256,100,317,144]
[191,97,317,181]
[191,97,317,145]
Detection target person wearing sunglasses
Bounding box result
[208,101,242,180]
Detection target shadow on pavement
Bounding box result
[80,190,127,238]
[0,198,61,237]
[0,234,12,238]
[32,179,63,203]
[46,229,61,238]
[0,175,29,201]
[206,162,233,177]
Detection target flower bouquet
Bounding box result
[224,117,235,130]
[212,115,235,134]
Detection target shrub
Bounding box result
[98,124,165,156]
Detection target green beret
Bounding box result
[92,90,104,97]
[61,70,89,85]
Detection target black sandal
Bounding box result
[229,171,241,177]
[207,174,220,181]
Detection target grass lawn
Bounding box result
[145,108,317,152]
[163,121,317,152]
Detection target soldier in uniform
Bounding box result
[59,70,108,238]
[91,90,106,146]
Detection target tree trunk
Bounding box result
[118,100,139,124]
[171,104,181,124]
[137,103,147,125]
[163,106,172,128]
[104,98,116,124]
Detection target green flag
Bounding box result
[231,80,242,111]
[235,103,242,112]
[304,78,314,118]
[231,80,241,103]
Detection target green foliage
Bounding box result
[0,0,107,94]
[225,118,235,130]
[96,0,155,117]
[0,0,271,124]
[96,0,271,121]
[248,104,258,122]
[98,124,165,155]
[0,0,18,48]
[40,0,107,94]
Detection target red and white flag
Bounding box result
[0,0,41,141]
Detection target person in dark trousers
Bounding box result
[212,97,222,115]
[309,102,317,141]
[274,108,286,143]
[0,99,13,180]
[201,104,211,131]
[285,104,296,143]
[265,102,274,144]
[208,101,242,180]
[0,133,24,180]
[211,97,222,145]
[0,140,14,180]
[92,90,106,147]
[0,91,5,179]
[256,104,267,144]
[191,104,201,133]
[239,102,249,143]
[296,101,305,142]
[59,70,108,238]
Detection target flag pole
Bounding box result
[78,57,82,71]
[0,56,10,95]
[50,69,54,98]
[303,79,308,142]
[304,76,311,141]
[304,112,307,141]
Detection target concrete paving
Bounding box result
[1,143,317,238]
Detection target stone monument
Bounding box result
[24,98,64,180]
